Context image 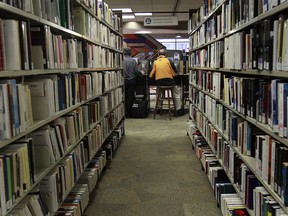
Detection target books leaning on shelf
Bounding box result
[0,20,122,71]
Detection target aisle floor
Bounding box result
[84,113,223,216]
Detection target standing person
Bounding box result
[149,49,185,116]
[123,47,144,118]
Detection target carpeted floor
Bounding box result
[84,112,223,216]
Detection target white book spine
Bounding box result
[3,20,21,71]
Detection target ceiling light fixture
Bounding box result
[112,8,132,13]
[123,15,135,19]
[135,31,152,34]
[135,13,152,16]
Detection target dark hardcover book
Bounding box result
[250,78,259,119]
[82,136,90,162]
[277,15,285,70]
[0,154,11,209]
[277,147,288,195]
[59,0,67,28]
[26,20,33,70]
[57,77,64,111]
[264,18,274,70]
[282,162,288,206]
[30,25,48,69]
[18,21,29,70]
[231,116,238,146]
[274,143,282,192]
[245,175,260,209]
[257,22,264,70]
[82,42,88,68]
[251,25,258,69]
[241,78,247,115]
[233,154,242,185]
[248,125,264,157]
[217,183,236,207]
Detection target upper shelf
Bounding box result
[0,2,122,46]
[189,1,288,52]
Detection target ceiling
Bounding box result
[105,0,202,39]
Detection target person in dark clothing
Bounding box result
[124,47,145,118]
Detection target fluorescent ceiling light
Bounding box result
[123,15,135,19]
[135,13,152,16]
[157,38,189,43]
[135,31,152,34]
[176,35,182,38]
[112,8,132,12]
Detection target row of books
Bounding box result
[188,115,288,214]
[0,71,123,140]
[189,0,287,43]
[187,121,251,215]
[0,0,121,32]
[95,0,121,31]
[99,88,123,116]
[54,184,90,216]
[222,77,288,137]
[0,19,122,71]
[190,14,288,72]
[190,0,254,48]
[0,106,103,214]
[188,0,224,32]
[0,107,124,215]
[101,105,125,140]
[52,121,125,215]
[190,71,288,139]
[190,102,288,210]
[189,70,222,99]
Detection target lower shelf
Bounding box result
[6,118,125,216]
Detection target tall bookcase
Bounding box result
[188,0,288,215]
[0,0,124,215]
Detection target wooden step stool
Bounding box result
[153,86,177,120]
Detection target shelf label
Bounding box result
[144,16,178,26]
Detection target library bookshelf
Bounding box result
[0,0,125,215]
[188,0,288,215]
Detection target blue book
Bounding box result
[271,79,280,132]
[246,175,260,209]
[283,83,288,138]
[246,123,251,156]
[231,116,238,146]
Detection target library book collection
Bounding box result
[187,0,288,215]
[0,0,126,215]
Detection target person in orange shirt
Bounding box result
[149,49,185,116]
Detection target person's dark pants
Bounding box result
[125,79,136,117]
[156,78,183,114]
[156,78,176,86]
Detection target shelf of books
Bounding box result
[188,0,288,215]
[0,0,125,215]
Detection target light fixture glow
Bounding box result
[135,31,152,34]
[123,15,135,19]
[176,35,182,38]
[135,13,152,16]
[112,8,132,12]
